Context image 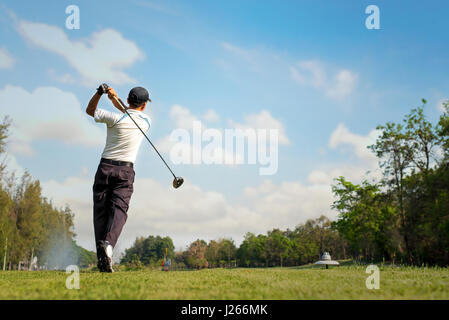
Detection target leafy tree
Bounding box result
[437,100,449,161]
[15,174,45,265]
[121,235,175,266]
[185,239,208,269]
[236,233,253,267]
[0,116,11,175]
[332,177,398,261]
[236,233,268,267]
[369,119,414,261]
[205,240,220,267]
[265,229,293,267]
[217,238,236,267]
[404,100,440,174]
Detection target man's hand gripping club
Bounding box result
[86,83,122,116]
[97,83,125,113]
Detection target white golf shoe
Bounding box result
[97,240,114,273]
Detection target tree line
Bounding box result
[0,117,96,270]
[121,215,346,269]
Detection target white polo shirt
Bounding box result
[94,108,151,163]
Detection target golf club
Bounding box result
[99,84,184,189]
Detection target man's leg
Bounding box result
[104,166,135,248]
[92,163,112,266]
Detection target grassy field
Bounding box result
[0,265,448,299]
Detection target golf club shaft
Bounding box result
[112,96,177,179]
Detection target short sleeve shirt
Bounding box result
[94,108,151,163]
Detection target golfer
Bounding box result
[86,85,151,272]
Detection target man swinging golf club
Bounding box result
[86,84,152,272]
[86,84,183,272]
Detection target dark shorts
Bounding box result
[92,161,135,250]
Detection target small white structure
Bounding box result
[315,252,339,269]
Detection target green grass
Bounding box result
[0,265,448,299]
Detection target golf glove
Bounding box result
[97,83,109,95]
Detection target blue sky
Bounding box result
[1,0,448,252]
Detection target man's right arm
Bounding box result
[86,92,102,117]
[107,87,125,113]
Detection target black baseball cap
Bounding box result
[128,86,151,105]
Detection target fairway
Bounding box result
[1,266,448,300]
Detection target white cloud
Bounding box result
[229,110,289,145]
[159,106,288,164]
[158,105,238,166]
[1,153,26,178]
[307,170,330,185]
[220,42,358,100]
[307,123,382,187]
[169,104,201,130]
[17,20,144,86]
[243,180,335,225]
[0,85,105,155]
[329,123,379,163]
[307,166,375,187]
[326,70,358,100]
[156,104,203,154]
[290,61,358,100]
[0,48,14,69]
[47,69,77,84]
[202,109,220,123]
[290,60,326,88]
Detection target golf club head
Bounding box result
[173,177,184,189]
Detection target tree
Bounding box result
[15,175,44,265]
[332,177,398,261]
[437,100,449,161]
[369,120,413,261]
[265,229,292,267]
[236,233,253,267]
[236,233,268,267]
[185,239,208,269]
[121,235,175,266]
[0,116,11,175]
[404,100,440,174]
[205,240,220,268]
[0,186,14,270]
[217,238,236,267]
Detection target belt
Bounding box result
[101,158,133,168]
